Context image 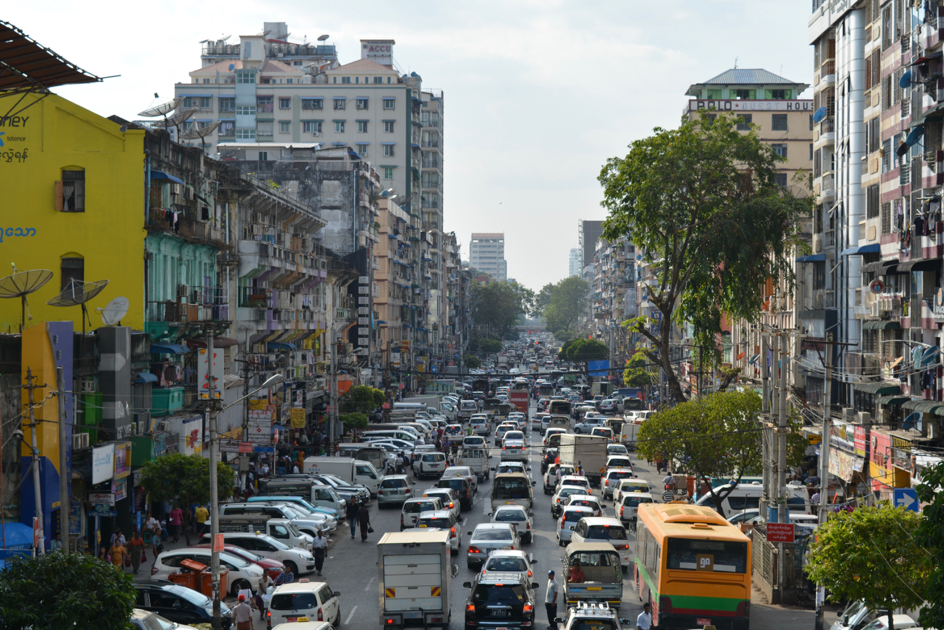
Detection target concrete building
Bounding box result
[569,248,582,277]
[469,233,507,281]
[578,220,604,268]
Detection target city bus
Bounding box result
[633,503,751,630]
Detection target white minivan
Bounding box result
[695,481,810,518]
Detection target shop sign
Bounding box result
[828,447,857,482]
[854,427,867,457]
[68,501,82,535]
[112,478,128,502]
[766,522,796,543]
[92,444,115,485]
[89,492,115,506]
[113,442,131,479]
[934,288,944,321]
[290,408,306,428]
[893,446,913,473]
[808,434,822,445]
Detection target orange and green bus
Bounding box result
[633,503,751,630]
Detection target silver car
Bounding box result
[466,523,520,568]
[490,504,533,544]
[377,474,415,507]
[557,505,594,547]
[480,550,536,581]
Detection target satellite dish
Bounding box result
[812,107,828,124]
[98,296,130,326]
[900,70,912,89]
[0,266,54,332]
[138,97,183,118]
[229,63,235,70]
[181,120,221,140]
[896,141,910,157]
[318,34,330,41]
[152,108,199,128]
[906,127,925,147]
[47,278,109,334]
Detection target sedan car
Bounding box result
[191,543,284,581]
[490,504,533,544]
[606,443,629,457]
[557,505,595,547]
[462,571,537,629]
[466,523,520,568]
[558,475,591,493]
[150,549,263,596]
[413,509,461,554]
[421,487,461,520]
[563,494,606,517]
[470,419,490,436]
[574,416,606,434]
[494,461,530,476]
[133,581,233,629]
[442,465,478,494]
[400,497,445,530]
[198,532,314,576]
[480,549,536,581]
[551,486,587,518]
[494,423,516,445]
[598,399,619,414]
[377,474,415,507]
[602,468,637,500]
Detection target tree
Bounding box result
[553,329,574,344]
[480,338,501,354]
[340,385,386,415]
[139,453,236,545]
[543,276,590,335]
[532,283,556,318]
[916,461,944,629]
[623,350,655,388]
[599,112,813,404]
[805,505,931,630]
[464,354,481,369]
[559,338,609,382]
[0,550,137,629]
[340,412,369,432]
[472,281,533,338]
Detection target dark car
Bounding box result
[437,476,473,510]
[463,571,538,628]
[134,580,233,629]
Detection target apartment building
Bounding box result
[469,233,507,281]
[569,248,582,277]
[588,238,636,370]
[578,220,604,268]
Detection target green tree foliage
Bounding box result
[541,277,590,335]
[480,338,502,354]
[623,350,655,388]
[805,505,930,630]
[532,283,556,318]
[637,390,802,512]
[599,112,813,404]
[553,329,574,344]
[139,453,236,544]
[0,548,137,629]
[560,338,609,363]
[472,281,533,337]
[341,412,369,432]
[916,461,944,629]
[465,354,482,369]
[341,385,386,414]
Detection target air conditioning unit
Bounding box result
[842,407,856,421]
[312,131,321,137]
[80,379,95,393]
[72,433,90,449]
[870,302,880,316]
[156,421,169,433]
[858,411,872,424]
[178,283,189,298]
[171,183,182,195]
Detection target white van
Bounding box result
[362,429,423,445]
[695,481,810,518]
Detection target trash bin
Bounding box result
[198,566,228,598]
[168,571,198,591]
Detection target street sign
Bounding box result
[893,487,919,512]
[766,522,796,543]
[808,434,821,445]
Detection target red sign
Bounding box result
[214,534,225,552]
[697,620,711,627]
[766,522,796,543]
[854,426,867,456]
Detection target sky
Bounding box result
[8,0,813,291]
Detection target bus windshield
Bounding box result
[666,538,748,573]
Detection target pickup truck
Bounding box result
[457,446,490,481]
[378,530,453,629]
[216,514,313,550]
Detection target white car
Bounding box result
[501,431,528,462]
[557,505,595,546]
[551,486,587,518]
[198,531,315,576]
[421,487,461,520]
[494,423,516,445]
[470,419,490,436]
[480,549,536,581]
[494,461,530,476]
[400,497,445,530]
[563,494,606,517]
[601,468,637,500]
[606,443,629,457]
[268,581,342,628]
[151,548,264,596]
[558,475,591,493]
[412,451,448,478]
[490,504,534,543]
[413,509,462,554]
[442,465,478,493]
[613,478,651,505]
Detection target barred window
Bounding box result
[881,202,892,235]
[882,139,892,172]
[869,118,880,153]
[867,185,880,218]
[883,75,892,111]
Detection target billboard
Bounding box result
[588,360,610,377]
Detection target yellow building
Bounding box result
[0,93,145,333]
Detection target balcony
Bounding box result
[148,285,229,324]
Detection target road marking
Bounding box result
[365,577,375,592]
[345,606,358,625]
[461,517,467,526]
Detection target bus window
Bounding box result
[666,538,748,573]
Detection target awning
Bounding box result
[840,243,882,256]
[915,401,944,415]
[796,254,826,262]
[150,170,185,185]
[862,320,900,330]
[853,382,901,395]
[902,399,925,410]
[897,258,940,273]
[268,342,297,351]
[0,22,101,90]
[150,342,190,354]
[860,260,899,275]
[186,337,238,349]
[911,51,943,65]
[134,372,158,384]
[877,394,910,405]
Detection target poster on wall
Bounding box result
[113,443,131,479]
[112,478,128,502]
[91,444,115,485]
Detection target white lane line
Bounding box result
[364,577,375,592]
[345,606,358,625]
[461,517,467,527]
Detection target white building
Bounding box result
[469,233,507,282]
[569,247,582,277]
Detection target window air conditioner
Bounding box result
[312,131,321,137]
[858,411,872,424]
[72,433,89,449]
[80,379,95,393]
[172,183,182,195]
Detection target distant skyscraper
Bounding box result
[568,248,581,277]
[469,233,507,281]
[578,220,604,267]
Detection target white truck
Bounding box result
[558,433,609,487]
[378,530,452,629]
[303,456,382,497]
[400,396,442,411]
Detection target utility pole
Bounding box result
[760,333,770,518]
[814,331,833,630]
[206,335,223,630]
[777,333,788,598]
[23,367,46,556]
[330,323,339,453]
[56,366,68,553]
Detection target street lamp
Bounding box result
[209,368,283,630]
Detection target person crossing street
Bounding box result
[312,529,328,576]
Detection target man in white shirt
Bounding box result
[544,570,559,630]
[636,602,652,630]
[312,529,328,576]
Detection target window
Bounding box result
[809,114,814,131]
[772,114,788,131]
[341,76,351,84]
[810,143,813,161]
[59,170,85,212]
[236,105,256,116]
[384,121,395,133]
[184,97,211,109]
[772,144,788,158]
[373,76,383,84]
[301,98,323,111]
[813,261,826,290]
[356,143,368,157]
[334,98,346,110]
[734,89,755,100]
[335,120,345,133]
[736,114,752,130]
[279,97,291,110]
[218,97,235,113]
[303,121,322,134]
[881,202,892,234]
[383,144,395,157]
[60,256,84,291]
[383,98,395,110]
[869,117,879,153]
[332,76,337,84]
[384,167,395,180]
[235,129,256,140]
[666,538,748,573]
[356,98,368,110]
[706,88,723,99]
[258,151,268,161]
[236,71,255,84]
[279,121,290,133]
[775,173,788,187]
[882,139,892,172]
[257,121,273,136]
[867,184,880,218]
[357,121,368,133]
[218,121,235,137]
[256,96,273,113]
[286,78,293,84]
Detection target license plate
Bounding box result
[287,617,309,622]
[697,619,711,626]
[419,524,427,528]
[491,610,508,617]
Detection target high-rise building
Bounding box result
[568,248,582,277]
[469,233,507,281]
[578,220,604,267]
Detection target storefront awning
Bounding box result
[268,342,297,351]
[150,342,190,354]
[840,244,882,256]
[897,258,941,273]
[862,320,900,330]
[150,170,185,185]
[860,260,899,274]
[853,382,901,395]
[134,372,158,384]
[186,337,239,349]
[902,399,926,410]
[877,394,911,405]
[796,254,826,262]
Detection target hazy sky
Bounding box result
[9,0,812,291]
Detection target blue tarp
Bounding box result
[840,244,882,256]
[0,522,34,560]
[268,342,297,351]
[149,170,185,185]
[150,342,190,354]
[134,372,158,384]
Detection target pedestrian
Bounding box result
[233,594,254,630]
[145,513,162,555]
[195,503,209,535]
[109,537,128,572]
[346,498,359,540]
[110,528,126,547]
[292,462,300,474]
[169,505,183,543]
[662,473,676,492]
[545,570,559,630]
[313,529,328,575]
[636,602,652,630]
[98,545,111,563]
[49,533,62,553]
[358,502,371,542]
[129,531,144,574]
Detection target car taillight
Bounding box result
[451,527,456,537]
[150,565,158,575]
[466,604,476,612]
[405,488,411,493]
[400,514,404,526]
[523,604,533,613]
[449,502,454,508]
[605,479,609,486]
[468,546,481,554]
[379,490,384,495]
[526,522,530,529]
[318,607,323,621]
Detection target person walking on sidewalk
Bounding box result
[358,502,371,542]
[233,594,253,630]
[128,531,144,574]
[313,530,328,575]
[194,504,209,535]
[346,498,359,540]
[545,570,559,630]
[109,538,128,572]
[169,505,183,543]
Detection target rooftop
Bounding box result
[326,57,398,75]
[686,68,810,96]
[0,20,101,91]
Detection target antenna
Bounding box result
[734,56,738,69]
[138,97,184,130]
[0,265,54,332]
[46,278,109,334]
[98,296,130,326]
[181,120,222,153]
